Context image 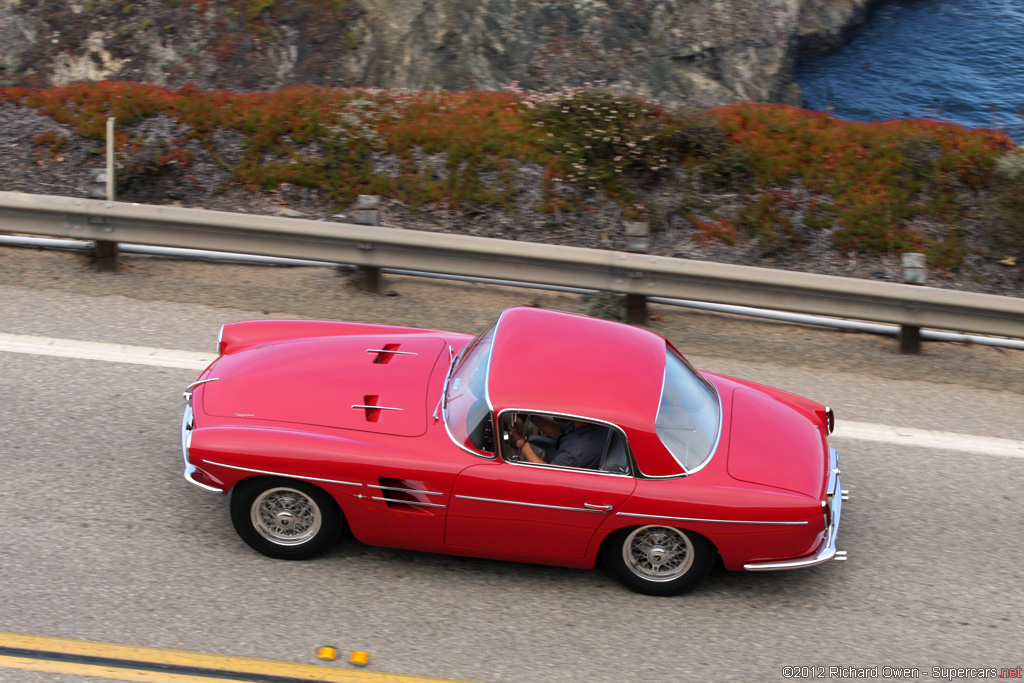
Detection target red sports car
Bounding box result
[181,307,846,595]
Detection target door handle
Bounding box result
[584,503,613,511]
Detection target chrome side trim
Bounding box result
[216,324,225,355]
[201,460,363,488]
[367,484,443,496]
[617,511,808,526]
[366,349,418,356]
[455,494,607,513]
[371,497,447,509]
[351,404,403,412]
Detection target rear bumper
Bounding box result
[744,447,847,571]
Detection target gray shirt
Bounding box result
[549,421,608,469]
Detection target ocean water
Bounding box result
[795,0,1024,142]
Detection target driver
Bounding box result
[509,416,606,469]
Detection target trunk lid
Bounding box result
[726,386,827,498]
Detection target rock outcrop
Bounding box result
[0,0,877,104]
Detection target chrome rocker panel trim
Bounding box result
[744,447,847,571]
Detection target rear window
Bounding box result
[655,350,721,472]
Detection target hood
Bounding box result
[201,335,447,436]
[726,386,828,498]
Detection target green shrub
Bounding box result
[987,150,1024,261]
[528,90,681,201]
[581,291,626,322]
[739,192,799,256]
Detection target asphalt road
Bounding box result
[1,253,1023,683]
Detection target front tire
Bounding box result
[230,477,343,560]
[603,526,714,596]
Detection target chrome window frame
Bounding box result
[494,408,637,478]
[650,347,723,478]
[440,312,506,460]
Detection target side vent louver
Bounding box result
[370,478,446,512]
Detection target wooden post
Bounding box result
[355,266,383,294]
[626,294,647,326]
[899,325,921,355]
[95,117,119,272]
[350,195,382,293]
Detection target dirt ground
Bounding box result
[2,243,1021,397]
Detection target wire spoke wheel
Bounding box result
[623,526,694,581]
[605,525,712,595]
[231,477,342,559]
[251,487,323,546]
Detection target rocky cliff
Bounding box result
[1,0,876,104]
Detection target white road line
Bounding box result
[2,332,1023,459]
[0,332,213,370]
[833,421,1024,459]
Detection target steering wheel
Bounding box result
[503,412,522,460]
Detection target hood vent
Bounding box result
[367,344,418,364]
[351,394,403,423]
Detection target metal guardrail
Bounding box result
[1,190,1023,344]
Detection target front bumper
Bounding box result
[181,404,223,493]
[743,447,847,571]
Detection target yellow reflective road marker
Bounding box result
[350,652,370,667]
[0,632,470,683]
[318,647,338,661]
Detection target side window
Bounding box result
[601,429,630,475]
[498,412,631,474]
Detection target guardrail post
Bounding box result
[626,294,647,326]
[899,253,927,354]
[623,221,650,253]
[89,117,119,273]
[350,195,382,293]
[623,221,650,324]
[899,326,922,354]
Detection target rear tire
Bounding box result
[230,477,342,560]
[603,526,714,596]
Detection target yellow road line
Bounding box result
[0,654,248,683]
[0,632,469,683]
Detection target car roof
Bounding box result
[487,307,667,431]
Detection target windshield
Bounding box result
[655,349,721,472]
[443,323,495,455]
